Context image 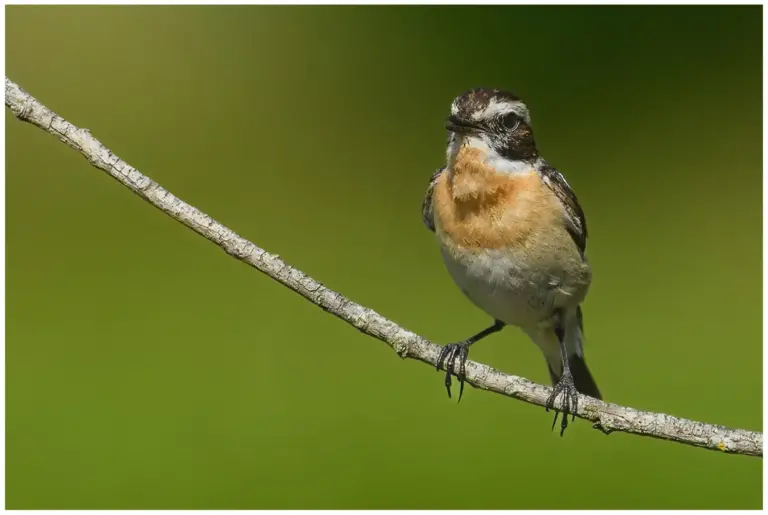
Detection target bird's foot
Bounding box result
[436,341,471,401]
[545,371,579,436]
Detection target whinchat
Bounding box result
[422,87,601,434]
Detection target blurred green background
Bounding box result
[6,5,762,510]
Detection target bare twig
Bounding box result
[5,77,762,458]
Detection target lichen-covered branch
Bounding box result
[5,77,762,458]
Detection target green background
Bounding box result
[6,5,762,509]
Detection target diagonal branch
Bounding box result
[5,77,762,458]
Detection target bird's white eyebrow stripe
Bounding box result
[450,98,461,115]
[471,99,531,124]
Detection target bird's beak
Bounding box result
[445,115,481,134]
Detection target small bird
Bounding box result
[422,87,601,434]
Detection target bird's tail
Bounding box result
[529,306,602,400]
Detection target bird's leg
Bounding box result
[545,310,579,436]
[436,319,505,401]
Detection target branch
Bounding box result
[6,77,762,458]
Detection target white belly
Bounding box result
[440,244,589,329]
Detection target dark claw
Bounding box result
[545,372,579,436]
[550,410,559,432]
[436,346,449,372]
[436,342,471,402]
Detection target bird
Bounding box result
[421,87,601,435]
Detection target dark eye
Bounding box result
[501,113,520,131]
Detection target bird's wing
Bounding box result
[540,165,588,255]
[422,167,445,233]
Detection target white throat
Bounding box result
[446,134,538,175]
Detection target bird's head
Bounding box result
[445,88,539,167]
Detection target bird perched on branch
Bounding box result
[421,87,601,434]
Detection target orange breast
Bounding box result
[433,146,560,249]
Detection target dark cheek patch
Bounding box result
[500,128,537,161]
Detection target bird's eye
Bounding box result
[501,113,520,131]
